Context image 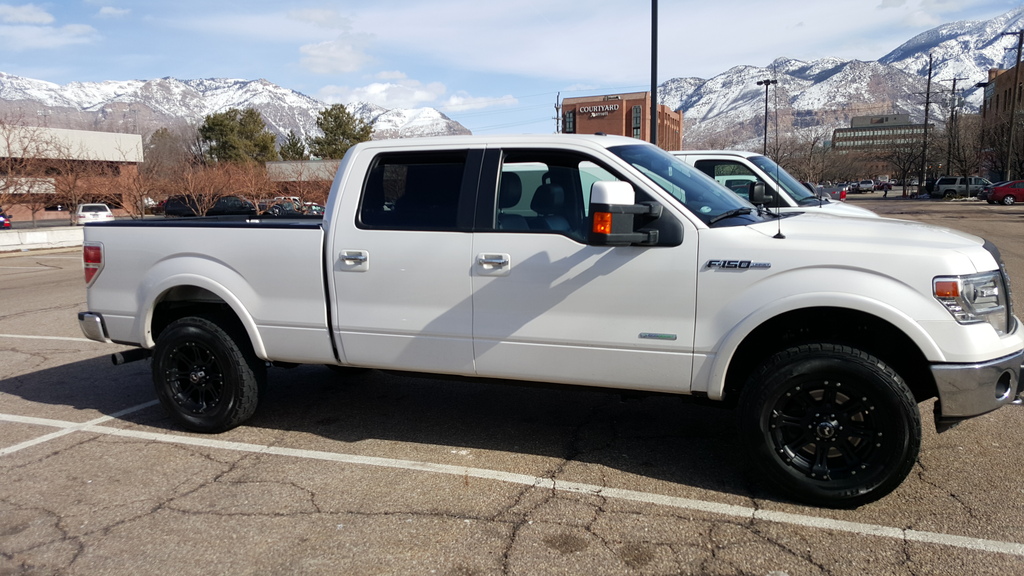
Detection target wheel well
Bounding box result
[151,286,244,343]
[724,307,936,404]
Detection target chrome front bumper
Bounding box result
[931,349,1023,426]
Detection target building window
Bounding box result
[563,111,575,134]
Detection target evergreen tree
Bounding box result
[307,104,373,160]
[199,107,278,163]
[279,130,308,161]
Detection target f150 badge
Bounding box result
[705,259,771,270]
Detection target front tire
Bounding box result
[153,316,266,433]
[738,344,921,508]
[1003,196,1016,206]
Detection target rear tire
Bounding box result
[738,344,921,508]
[153,316,265,433]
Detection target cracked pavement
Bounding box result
[1,206,1024,575]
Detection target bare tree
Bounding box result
[169,164,231,216]
[0,117,60,226]
[224,162,275,214]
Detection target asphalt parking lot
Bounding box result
[1,196,1023,575]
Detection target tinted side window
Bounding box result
[692,159,760,199]
[495,150,620,242]
[359,152,467,231]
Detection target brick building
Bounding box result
[560,92,682,151]
[0,126,143,221]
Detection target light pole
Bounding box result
[757,79,777,156]
[650,0,658,147]
[1001,31,1023,181]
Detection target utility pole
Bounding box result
[919,54,933,193]
[553,92,561,134]
[1002,31,1023,181]
[650,0,658,147]
[947,77,967,178]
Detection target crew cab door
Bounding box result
[471,148,699,392]
[327,149,479,374]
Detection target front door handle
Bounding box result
[476,253,511,277]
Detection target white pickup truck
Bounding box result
[672,150,877,217]
[79,134,1023,508]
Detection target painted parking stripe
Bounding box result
[0,401,158,457]
[1,408,1022,557]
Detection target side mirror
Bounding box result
[747,182,774,206]
[588,181,661,246]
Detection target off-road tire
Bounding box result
[153,315,265,433]
[738,344,921,508]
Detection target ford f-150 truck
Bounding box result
[78,134,1023,508]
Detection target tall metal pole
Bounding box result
[1002,31,1023,181]
[919,54,932,191]
[650,0,658,147]
[757,79,776,156]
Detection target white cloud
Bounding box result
[441,93,518,113]
[318,76,447,108]
[317,74,519,114]
[97,7,130,18]
[287,9,352,30]
[0,23,98,50]
[300,37,373,74]
[0,3,53,24]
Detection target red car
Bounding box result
[988,180,1024,205]
[0,210,10,229]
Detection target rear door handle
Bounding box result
[478,254,509,267]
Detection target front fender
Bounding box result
[692,269,948,400]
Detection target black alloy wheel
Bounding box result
[739,344,921,508]
[153,315,265,432]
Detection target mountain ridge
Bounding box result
[0,7,1021,150]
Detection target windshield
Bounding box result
[747,155,820,205]
[609,144,763,227]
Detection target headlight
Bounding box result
[934,271,1011,335]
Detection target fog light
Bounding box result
[995,371,1013,402]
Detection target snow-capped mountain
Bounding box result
[0,6,1020,151]
[0,73,469,142]
[661,6,1024,149]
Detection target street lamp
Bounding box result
[757,79,777,156]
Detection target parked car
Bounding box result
[0,209,10,229]
[258,199,303,216]
[163,195,257,217]
[977,181,1008,203]
[75,203,114,225]
[857,179,875,193]
[931,176,992,198]
[986,180,1024,205]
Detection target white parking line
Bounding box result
[1,407,1022,557]
[0,401,158,457]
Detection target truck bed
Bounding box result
[84,216,333,364]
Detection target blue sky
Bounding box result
[0,0,1018,134]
